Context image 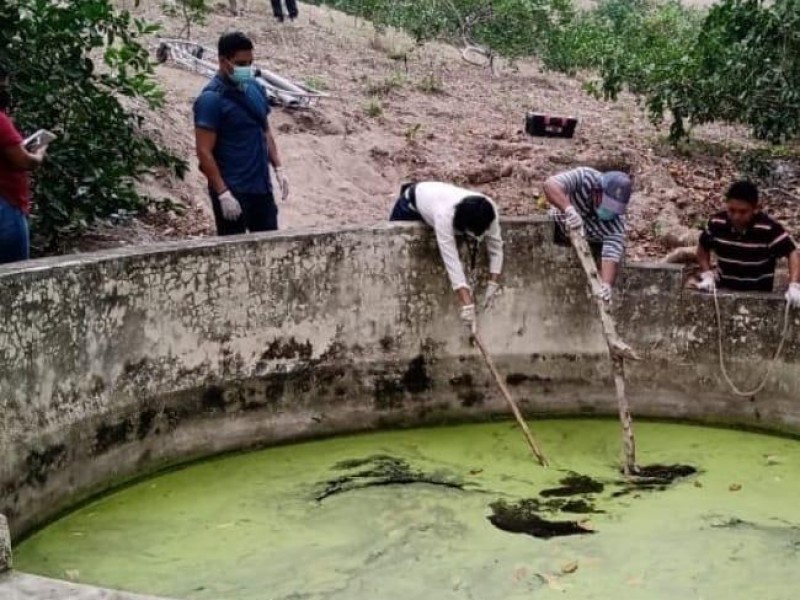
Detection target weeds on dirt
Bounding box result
[304,76,330,91]
[363,97,384,118]
[404,123,423,143]
[417,72,444,95]
[364,72,406,96]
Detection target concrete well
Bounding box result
[1,219,799,596]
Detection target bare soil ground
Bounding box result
[75,1,800,265]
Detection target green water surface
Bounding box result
[14,419,800,600]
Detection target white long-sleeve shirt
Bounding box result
[413,181,504,290]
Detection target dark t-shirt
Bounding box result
[193,75,272,195]
[0,111,30,214]
[699,210,797,291]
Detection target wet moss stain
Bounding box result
[137,409,157,440]
[401,355,431,393]
[95,418,135,453]
[459,390,485,407]
[202,386,227,412]
[379,336,395,352]
[506,373,551,386]
[450,374,474,388]
[23,444,67,487]
[374,378,404,410]
[259,338,314,362]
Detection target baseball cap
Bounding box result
[599,171,632,216]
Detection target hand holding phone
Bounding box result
[24,129,57,152]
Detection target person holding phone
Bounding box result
[0,65,48,264]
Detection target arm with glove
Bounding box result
[595,229,626,303]
[482,217,504,310]
[433,216,478,335]
[543,174,585,235]
[196,127,242,221]
[266,128,289,202]
[694,220,718,292]
[785,250,800,308]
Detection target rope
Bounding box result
[713,285,792,397]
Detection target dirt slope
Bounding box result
[76,1,800,264]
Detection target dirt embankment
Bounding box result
[78,1,800,268]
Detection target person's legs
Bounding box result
[270,0,285,21]
[238,192,278,232]
[0,197,30,264]
[285,0,298,19]
[389,194,423,222]
[209,190,247,236]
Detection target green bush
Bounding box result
[542,0,800,143]
[0,0,185,254]
[314,0,800,145]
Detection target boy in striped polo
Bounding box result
[695,180,800,306]
[543,168,632,303]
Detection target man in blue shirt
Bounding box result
[194,32,289,235]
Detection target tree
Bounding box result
[0,0,186,254]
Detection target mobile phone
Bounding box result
[24,129,57,151]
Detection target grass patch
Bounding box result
[363,97,384,118]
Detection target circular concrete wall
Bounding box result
[1,219,799,544]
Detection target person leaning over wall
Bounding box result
[542,167,633,303]
[194,32,290,237]
[693,180,800,307]
[389,181,504,335]
[0,65,48,265]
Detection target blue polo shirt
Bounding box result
[193,74,272,194]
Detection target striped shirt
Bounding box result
[548,167,626,262]
[699,211,797,292]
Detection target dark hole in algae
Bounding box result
[488,499,595,539]
[540,473,604,497]
[315,454,465,502]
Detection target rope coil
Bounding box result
[713,286,792,397]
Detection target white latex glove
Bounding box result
[218,190,242,221]
[695,270,716,292]
[563,205,584,230]
[786,282,800,308]
[275,167,289,202]
[459,304,477,335]
[597,282,612,303]
[482,281,501,310]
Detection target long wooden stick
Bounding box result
[473,332,548,467]
[567,230,638,475]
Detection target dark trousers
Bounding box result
[553,221,603,264]
[0,196,30,264]
[389,195,423,222]
[271,0,298,20]
[210,190,278,236]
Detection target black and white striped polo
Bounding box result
[699,210,797,291]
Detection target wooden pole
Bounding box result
[473,332,548,468]
[567,230,638,475]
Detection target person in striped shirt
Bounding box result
[389,181,503,334]
[695,180,800,306]
[543,168,632,302]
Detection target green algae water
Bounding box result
[14,419,800,600]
